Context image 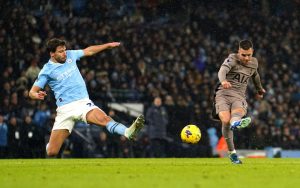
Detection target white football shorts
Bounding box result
[53,98,101,133]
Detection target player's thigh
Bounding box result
[48,129,70,152]
[231,99,247,116]
[215,95,230,114]
[86,108,112,126]
[215,96,231,123]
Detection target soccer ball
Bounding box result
[180,125,201,144]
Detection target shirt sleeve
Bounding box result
[69,50,84,60]
[218,65,230,83]
[218,57,236,83]
[251,70,263,91]
[33,69,48,89]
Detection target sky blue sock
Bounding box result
[106,120,126,135]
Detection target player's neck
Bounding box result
[50,57,63,64]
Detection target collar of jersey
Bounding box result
[49,60,64,66]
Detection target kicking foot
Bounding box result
[230,117,251,131]
[125,115,145,140]
[229,153,242,164]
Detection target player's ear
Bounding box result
[237,48,241,54]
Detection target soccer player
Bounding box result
[29,38,145,157]
[212,39,266,164]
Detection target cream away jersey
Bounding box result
[216,53,262,99]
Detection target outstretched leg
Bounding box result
[86,108,144,140]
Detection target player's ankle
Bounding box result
[231,121,237,126]
[124,128,129,138]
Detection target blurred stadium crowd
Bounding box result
[0,0,299,158]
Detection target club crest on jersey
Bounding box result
[66,59,72,64]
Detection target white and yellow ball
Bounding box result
[180,125,201,144]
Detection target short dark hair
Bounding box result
[46,38,66,53]
[239,39,253,50]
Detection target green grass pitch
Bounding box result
[1,158,300,188]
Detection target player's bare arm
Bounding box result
[29,85,47,100]
[83,42,121,57]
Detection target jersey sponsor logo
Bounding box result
[56,66,77,81]
[233,73,250,84]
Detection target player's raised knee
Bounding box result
[86,109,112,126]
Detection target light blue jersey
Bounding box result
[34,50,89,106]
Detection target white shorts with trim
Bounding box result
[53,98,100,133]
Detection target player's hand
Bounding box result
[221,80,232,89]
[107,42,121,49]
[255,88,266,99]
[35,91,47,100]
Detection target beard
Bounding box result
[56,57,66,63]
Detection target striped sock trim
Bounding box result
[106,120,126,136]
[110,123,119,133]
